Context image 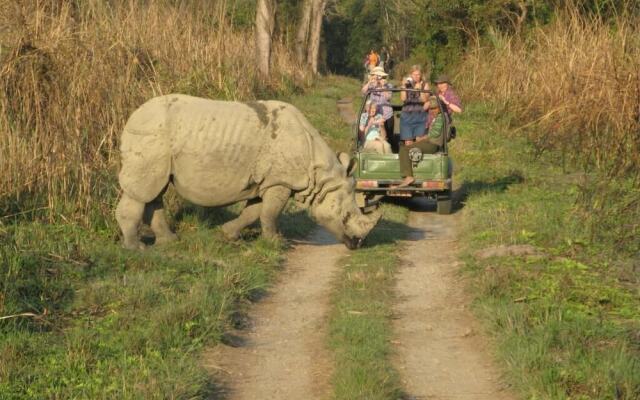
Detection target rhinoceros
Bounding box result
[115,94,380,249]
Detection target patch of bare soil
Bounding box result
[393,199,514,400]
[203,228,344,400]
[474,244,544,259]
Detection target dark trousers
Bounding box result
[399,140,439,177]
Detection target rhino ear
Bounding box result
[336,152,356,177]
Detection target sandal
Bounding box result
[391,177,415,188]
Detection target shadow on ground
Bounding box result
[172,202,316,243]
[174,203,239,228]
[363,215,417,247]
[459,172,525,198]
[382,191,467,215]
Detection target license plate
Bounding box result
[386,190,412,197]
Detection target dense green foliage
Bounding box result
[323,0,554,76]
[323,0,639,77]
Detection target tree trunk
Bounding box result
[256,0,275,77]
[307,0,326,74]
[295,0,313,64]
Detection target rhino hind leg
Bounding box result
[116,193,146,250]
[260,186,291,240]
[143,190,177,245]
[221,198,262,240]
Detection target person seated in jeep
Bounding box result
[395,97,444,187]
[359,101,392,154]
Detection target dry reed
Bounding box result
[456,5,640,177]
[454,3,640,251]
[0,0,308,223]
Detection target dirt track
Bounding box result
[393,200,513,400]
[204,228,343,399]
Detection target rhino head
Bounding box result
[309,153,381,249]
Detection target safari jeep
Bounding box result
[351,88,454,214]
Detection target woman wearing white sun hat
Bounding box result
[361,66,395,150]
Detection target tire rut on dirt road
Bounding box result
[204,228,345,400]
[393,199,514,400]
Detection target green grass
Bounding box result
[327,203,409,400]
[7,76,637,399]
[453,103,640,400]
[0,203,310,399]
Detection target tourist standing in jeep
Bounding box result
[361,66,394,148]
[433,74,462,115]
[399,65,430,146]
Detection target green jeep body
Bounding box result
[351,88,454,214]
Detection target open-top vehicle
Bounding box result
[351,88,454,214]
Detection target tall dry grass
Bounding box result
[0,0,308,223]
[455,4,640,253]
[456,5,640,176]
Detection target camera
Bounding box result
[404,77,414,89]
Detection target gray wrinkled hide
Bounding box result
[117,94,377,249]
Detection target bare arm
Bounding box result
[359,120,368,134]
[438,92,463,114]
[447,103,462,113]
[361,80,373,95]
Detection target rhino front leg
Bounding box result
[116,193,146,250]
[221,198,262,240]
[260,186,291,240]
